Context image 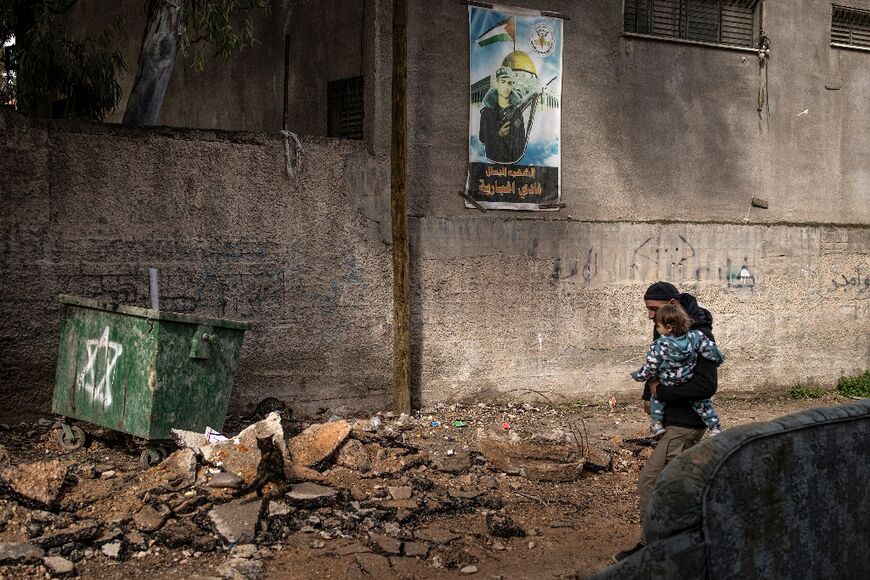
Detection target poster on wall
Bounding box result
[465,3,563,211]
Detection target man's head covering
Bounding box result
[495,66,515,81]
[644,281,680,301]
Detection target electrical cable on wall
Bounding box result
[757,32,771,119]
[281,130,302,179]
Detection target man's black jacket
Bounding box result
[642,293,718,429]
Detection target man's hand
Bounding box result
[498,122,510,137]
[649,378,659,397]
[643,400,651,415]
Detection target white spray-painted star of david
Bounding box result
[78,326,123,409]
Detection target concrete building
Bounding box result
[1,0,868,419]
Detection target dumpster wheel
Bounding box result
[57,424,86,451]
[140,446,168,469]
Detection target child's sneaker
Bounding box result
[650,422,666,437]
[709,427,722,436]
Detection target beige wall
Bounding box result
[2,0,868,418]
[0,110,392,420]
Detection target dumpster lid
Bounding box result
[58,295,250,330]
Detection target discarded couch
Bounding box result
[590,399,870,579]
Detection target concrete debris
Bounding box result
[205,471,244,489]
[267,500,292,517]
[42,555,75,576]
[0,460,70,505]
[402,541,429,558]
[0,399,696,577]
[0,542,45,563]
[285,482,338,506]
[202,413,290,486]
[230,543,258,559]
[584,446,614,473]
[157,448,198,488]
[368,533,401,555]
[101,541,124,559]
[288,420,352,468]
[477,426,585,482]
[335,439,372,472]
[0,444,9,467]
[33,521,101,549]
[170,429,211,454]
[387,486,412,500]
[209,498,262,544]
[133,504,169,533]
[216,557,263,580]
[352,553,392,577]
[433,451,471,473]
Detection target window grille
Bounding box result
[832,5,870,50]
[327,75,364,140]
[624,0,760,48]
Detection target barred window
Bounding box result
[327,76,364,140]
[624,0,761,49]
[832,5,870,50]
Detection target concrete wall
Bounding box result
[2,0,868,417]
[405,0,870,402]
[66,0,371,136]
[0,110,393,420]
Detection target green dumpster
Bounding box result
[52,295,249,446]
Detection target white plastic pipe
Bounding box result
[149,268,160,310]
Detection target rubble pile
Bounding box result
[0,400,658,579]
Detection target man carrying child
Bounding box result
[613,281,721,562]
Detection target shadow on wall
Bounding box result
[590,399,870,579]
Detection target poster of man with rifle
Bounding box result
[466,4,563,211]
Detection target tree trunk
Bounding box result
[122,1,180,125]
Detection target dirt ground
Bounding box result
[0,391,848,579]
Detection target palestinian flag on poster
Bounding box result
[466,4,563,211]
[476,16,515,46]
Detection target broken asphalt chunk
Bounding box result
[157,448,198,488]
[0,542,45,563]
[202,412,290,485]
[288,420,352,468]
[133,504,169,533]
[32,521,101,549]
[205,471,244,489]
[208,498,262,545]
[170,429,211,454]
[335,439,372,472]
[476,426,585,482]
[402,541,429,558]
[368,533,401,555]
[42,555,75,576]
[285,482,339,507]
[0,460,70,506]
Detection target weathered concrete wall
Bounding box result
[410,219,869,401]
[3,0,869,417]
[66,0,371,136]
[0,110,392,420]
[407,0,870,222]
[404,0,870,402]
[590,400,870,579]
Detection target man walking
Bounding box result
[613,281,719,562]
